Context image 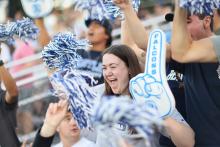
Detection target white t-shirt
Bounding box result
[52,137,95,147]
[0,43,12,63]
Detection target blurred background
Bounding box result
[0,0,173,144]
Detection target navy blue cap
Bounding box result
[85,18,112,35]
[85,18,113,46]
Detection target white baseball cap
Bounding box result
[21,0,54,18]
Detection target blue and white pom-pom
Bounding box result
[50,69,97,129]
[0,24,9,42]
[102,0,140,20]
[92,96,163,147]
[74,0,140,20]
[180,0,220,15]
[74,0,106,20]
[42,32,90,70]
[0,17,39,43]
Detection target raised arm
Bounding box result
[115,0,172,62]
[32,99,68,147]
[171,0,218,63]
[116,0,147,71]
[164,117,195,147]
[120,19,136,48]
[114,0,148,50]
[41,99,68,137]
[35,18,51,48]
[121,20,146,71]
[0,44,18,104]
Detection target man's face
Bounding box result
[186,15,211,40]
[86,21,109,45]
[58,112,80,140]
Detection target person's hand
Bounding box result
[129,30,175,118]
[113,0,132,11]
[40,99,68,137]
[44,99,68,129]
[21,140,32,147]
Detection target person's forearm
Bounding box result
[123,5,148,50]
[171,2,192,61]
[0,65,18,98]
[35,18,51,48]
[164,118,195,147]
[40,121,57,137]
[32,127,54,147]
[121,20,135,47]
[121,20,146,71]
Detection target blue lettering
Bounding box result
[152,70,156,75]
[152,63,156,68]
[153,39,158,44]
[151,36,160,75]
[152,57,156,62]
[152,51,157,56]
[154,34,158,39]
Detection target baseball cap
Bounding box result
[165,13,174,22]
[85,18,113,47]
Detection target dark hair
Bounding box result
[7,0,26,19]
[102,45,142,95]
[165,12,213,31]
[188,13,214,32]
[105,30,112,48]
[197,14,214,32]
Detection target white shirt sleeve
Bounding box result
[0,43,12,63]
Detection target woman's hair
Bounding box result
[102,44,142,95]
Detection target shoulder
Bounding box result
[74,137,95,147]
[52,142,62,147]
[92,84,105,96]
[210,36,220,58]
